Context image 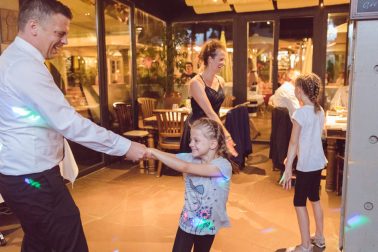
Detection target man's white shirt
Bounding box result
[0,37,130,175]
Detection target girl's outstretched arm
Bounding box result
[281,120,301,190]
[148,148,223,177]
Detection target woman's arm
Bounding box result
[148,148,223,177]
[281,120,301,190]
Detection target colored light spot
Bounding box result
[261,227,276,234]
[345,214,369,233]
[193,217,214,229]
[12,107,41,123]
[214,177,228,189]
[25,178,41,189]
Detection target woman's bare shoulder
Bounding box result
[189,75,204,88]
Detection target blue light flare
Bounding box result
[12,107,42,123]
[345,214,370,233]
[25,178,41,189]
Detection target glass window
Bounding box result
[135,9,166,103]
[172,21,233,101]
[247,20,274,142]
[48,0,102,169]
[324,13,349,110]
[278,17,313,78]
[104,0,132,131]
[247,21,274,99]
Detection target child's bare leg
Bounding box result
[295,206,311,248]
[310,200,324,238]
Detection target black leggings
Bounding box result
[172,227,215,252]
[294,169,322,207]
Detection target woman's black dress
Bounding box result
[179,76,225,152]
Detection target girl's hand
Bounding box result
[226,137,238,157]
[280,169,292,190]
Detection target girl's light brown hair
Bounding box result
[191,118,227,156]
[295,73,322,113]
[198,39,226,67]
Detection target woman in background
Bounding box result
[180,39,237,156]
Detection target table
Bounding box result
[325,110,347,192]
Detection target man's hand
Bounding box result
[124,141,147,162]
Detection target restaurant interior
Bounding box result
[0,0,354,251]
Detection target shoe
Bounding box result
[310,235,326,248]
[286,244,313,252]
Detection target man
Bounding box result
[0,1,146,251]
[271,69,301,117]
[180,61,197,85]
[269,70,300,176]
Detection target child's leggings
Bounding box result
[172,227,215,252]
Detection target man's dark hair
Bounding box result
[18,0,73,31]
[185,62,193,67]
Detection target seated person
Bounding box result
[330,84,349,110]
[271,69,300,117]
[180,61,197,85]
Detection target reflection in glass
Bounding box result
[278,18,313,79]
[172,21,233,100]
[325,13,349,110]
[135,9,166,101]
[247,21,274,98]
[104,0,132,131]
[47,0,102,169]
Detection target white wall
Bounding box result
[342,20,378,251]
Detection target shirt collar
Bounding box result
[14,36,45,63]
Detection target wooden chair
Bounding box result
[154,109,188,177]
[221,95,235,108]
[113,102,149,170]
[137,97,158,129]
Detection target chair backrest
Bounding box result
[154,109,188,148]
[113,102,133,133]
[221,95,235,108]
[137,97,157,119]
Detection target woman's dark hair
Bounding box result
[191,118,227,156]
[18,0,72,31]
[295,73,322,113]
[198,39,226,67]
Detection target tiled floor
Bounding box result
[0,143,342,251]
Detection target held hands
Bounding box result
[124,141,147,162]
[145,148,156,159]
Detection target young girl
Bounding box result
[148,118,232,252]
[280,73,327,252]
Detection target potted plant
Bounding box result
[136,45,166,99]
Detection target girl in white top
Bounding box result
[147,118,232,252]
[280,73,327,252]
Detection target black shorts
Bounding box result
[294,169,322,207]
